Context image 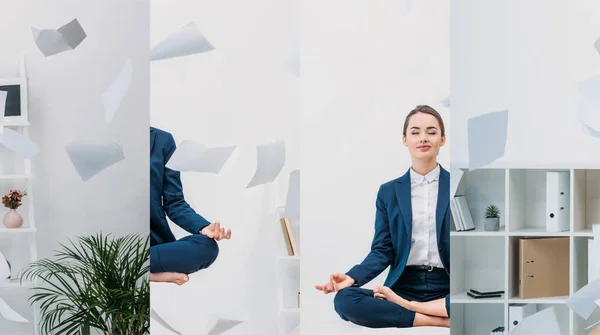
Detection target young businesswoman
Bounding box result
[315,105,451,328]
[149,127,231,285]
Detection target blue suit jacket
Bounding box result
[150,127,211,246]
[346,165,450,287]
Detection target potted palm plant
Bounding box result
[484,204,500,231]
[19,233,150,335]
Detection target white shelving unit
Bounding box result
[276,207,300,335]
[0,56,39,335]
[450,166,599,335]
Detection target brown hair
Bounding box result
[402,105,445,137]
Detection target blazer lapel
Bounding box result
[395,169,412,238]
[436,165,450,243]
[150,127,157,152]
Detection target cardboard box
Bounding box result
[519,237,569,299]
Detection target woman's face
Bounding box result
[402,112,446,161]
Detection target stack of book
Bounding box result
[467,288,504,299]
[451,195,476,231]
[490,326,505,334]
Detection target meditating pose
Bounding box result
[149,127,231,285]
[315,105,451,328]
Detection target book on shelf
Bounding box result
[467,291,502,299]
[469,288,504,295]
[280,218,298,256]
[451,196,475,231]
[490,326,504,335]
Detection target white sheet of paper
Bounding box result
[150,308,181,335]
[284,169,300,218]
[31,19,86,57]
[0,251,9,280]
[65,142,125,181]
[0,297,28,323]
[566,279,600,320]
[102,58,132,123]
[595,35,600,56]
[0,90,6,135]
[0,128,39,159]
[165,141,236,173]
[509,306,561,335]
[150,21,215,61]
[450,165,463,198]
[577,75,600,134]
[246,140,286,188]
[596,298,600,308]
[468,110,508,171]
[206,318,244,335]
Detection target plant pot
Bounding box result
[484,217,499,231]
[3,209,23,228]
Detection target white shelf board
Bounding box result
[507,295,569,304]
[573,228,593,237]
[0,227,36,233]
[3,120,30,127]
[0,174,30,180]
[451,292,505,304]
[507,228,570,237]
[451,229,505,237]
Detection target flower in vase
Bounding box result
[2,189,27,210]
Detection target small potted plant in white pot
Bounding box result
[2,189,26,228]
[484,204,500,231]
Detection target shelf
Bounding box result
[0,175,30,180]
[0,228,36,233]
[507,295,569,304]
[451,228,505,237]
[507,228,570,236]
[451,291,505,304]
[573,228,593,237]
[2,120,30,127]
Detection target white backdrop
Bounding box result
[300,0,450,334]
[451,0,600,168]
[0,1,149,334]
[149,0,300,334]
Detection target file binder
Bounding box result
[545,171,570,232]
[509,303,536,332]
[519,237,569,299]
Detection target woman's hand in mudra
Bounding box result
[374,285,413,310]
[315,273,355,294]
[200,221,231,241]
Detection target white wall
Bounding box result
[451,0,600,168]
[0,1,149,333]
[149,1,299,334]
[301,0,449,334]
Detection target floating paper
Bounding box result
[0,128,39,159]
[206,317,245,335]
[596,299,600,308]
[102,59,132,123]
[246,140,286,188]
[467,110,508,171]
[566,279,600,320]
[65,142,125,181]
[0,91,6,135]
[0,297,28,322]
[441,96,450,108]
[509,306,561,335]
[450,165,463,198]
[31,19,86,57]
[165,141,236,173]
[150,21,215,61]
[576,75,600,135]
[150,308,181,335]
[0,251,8,280]
[595,35,600,56]
[284,169,300,218]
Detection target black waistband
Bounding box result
[405,265,445,272]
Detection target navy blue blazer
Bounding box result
[150,127,211,246]
[346,165,450,287]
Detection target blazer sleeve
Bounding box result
[161,133,211,234]
[345,185,394,287]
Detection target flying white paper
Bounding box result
[0,251,9,280]
[577,75,600,136]
[150,308,181,335]
[65,142,125,181]
[0,90,6,135]
[246,140,286,188]
[31,18,86,57]
[284,169,300,218]
[450,165,463,198]
[509,306,561,335]
[102,59,133,123]
[0,297,28,322]
[0,128,39,159]
[566,279,600,320]
[595,35,600,56]
[165,141,237,173]
[150,21,215,61]
[467,110,508,171]
[206,318,245,335]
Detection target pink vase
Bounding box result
[3,209,23,228]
